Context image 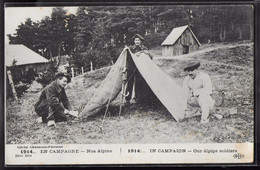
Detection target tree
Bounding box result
[36,60,59,88]
[49,7,68,60]
[73,7,94,53]
[64,13,77,54]
[35,16,53,59]
[8,5,254,66]
[8,18,40,52]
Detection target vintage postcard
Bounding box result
[4,4,254,165]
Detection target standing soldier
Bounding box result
[129,34,152,59]
[125,34,158,106]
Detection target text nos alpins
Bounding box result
[49,149,112,154]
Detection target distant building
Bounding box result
[161,25,201,57]
[5,44,49,74]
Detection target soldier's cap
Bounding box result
[184,60,201,71]
[55,72,71,83]
[132,33,144,41]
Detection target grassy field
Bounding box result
[6,42,254,144]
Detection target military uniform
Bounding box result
[183,61,215,122]
[130,45,150,56]
[125,42,158,106]
[34,80,72,123]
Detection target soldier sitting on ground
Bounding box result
[34,72,78,127]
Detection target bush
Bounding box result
[36,60,58,88]
[69,52,92,74]
[107,46,122,64]
[7,67,37,98]
[69,47,117,74]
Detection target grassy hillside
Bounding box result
[6,42,254,144]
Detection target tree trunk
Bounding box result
[249,20,253,41]
[219,24,224,42]
[55,42,62,68]
[49,49,53,59]
[154,23,158,33]
[250,26,253,41]
[209,27,212,42]
[238,24,243,40]
[223,26,226,40]
[231,22,234,31]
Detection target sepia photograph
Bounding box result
[4,4,254,165]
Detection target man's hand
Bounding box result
[123,46,129,51]
[135,51,141,57]
[143,50,149,55]
[193,90,200,97]
[188,91,194,98]
[64,109,69,114]
[68,111,79,117]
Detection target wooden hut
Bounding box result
[5,44,49,74]
[161,25,201,57]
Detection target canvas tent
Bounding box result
[79,48,186,122]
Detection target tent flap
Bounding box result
[130,51,186,121]
[79,50,126,117]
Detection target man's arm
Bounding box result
[183,76,191,110]
[60,90,72,111]
[142,46,153,59]
[193,73,213,96]
[45,86,66,113]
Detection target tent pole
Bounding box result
[119,48,128,117]
[100,52,125,132]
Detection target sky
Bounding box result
[5,7,78,36]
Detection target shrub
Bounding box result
[6,66,37,98]
[36,60,58,88]
[69,47,117,74]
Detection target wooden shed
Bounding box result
[161,25,201,57]
[5,44,49,74]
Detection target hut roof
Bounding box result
[161,25,201,46]
[5,44,48,67]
